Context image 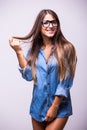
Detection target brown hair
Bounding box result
[13,9,77,82]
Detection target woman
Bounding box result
[9,9,77,130]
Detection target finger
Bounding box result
[9,38,13,43]
[45,116,51,122]
[13,39,20,45]
[45,116,48,121]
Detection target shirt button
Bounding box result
[48,83,50,85]
[47,94,50,97]
[47,104,50,107]
[48,72,49,74]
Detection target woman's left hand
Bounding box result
[45,105,58,122]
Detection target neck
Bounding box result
[42,35,53,46]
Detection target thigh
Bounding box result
[31,118,47,130]
[45,117,69,130]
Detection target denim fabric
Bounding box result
[19,48,73,122]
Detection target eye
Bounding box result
[42,20,49,25]
[42,20,49,27]
[52,20,57,25]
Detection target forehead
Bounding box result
[43,13,55,20]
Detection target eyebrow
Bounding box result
[43,19,56,21]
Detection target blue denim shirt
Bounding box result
[19,48,73,122]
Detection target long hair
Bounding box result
[13,9,77,82]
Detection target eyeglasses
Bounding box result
[42,20,58,27]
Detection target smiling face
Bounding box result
[41,13,58,39]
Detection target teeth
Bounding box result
[47,30,53,31]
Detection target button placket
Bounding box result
[46,63,50,107]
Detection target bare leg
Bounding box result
[31,118,47,130]
[45,117,68,130]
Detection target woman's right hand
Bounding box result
[9,37,22,54]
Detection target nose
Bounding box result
[49,23,53,27]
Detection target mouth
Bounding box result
[46,29,55,34]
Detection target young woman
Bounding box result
[9,9,77,130]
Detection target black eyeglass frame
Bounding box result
[41,20,58,27]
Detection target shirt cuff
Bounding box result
[55,87,69,98]
[18,65,30,74]
[18,65,33,81]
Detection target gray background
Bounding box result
[0,0,87,130]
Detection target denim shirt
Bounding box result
[19,48,73,122]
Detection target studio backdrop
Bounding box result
[0,0,87,130]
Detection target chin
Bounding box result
[47,34,55,38]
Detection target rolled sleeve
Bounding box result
[18,65,33,81]
[55,74,73,98]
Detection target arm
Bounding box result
[45,71,73,122]
[45,96,63,122]
[16,50,28,68]
[9,37,32,81]
[52,96,63,109]
[55,73,73,98]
